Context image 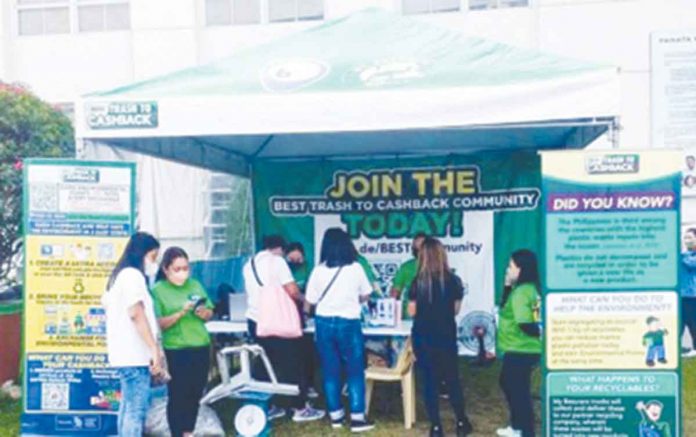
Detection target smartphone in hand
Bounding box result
[193,297,207,310]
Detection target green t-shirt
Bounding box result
[392,258,418,320]
[497,283,542,354]
[643,330,666,347]
[152,278,213,350]
[290,263,309,292]
[357,254,378,284]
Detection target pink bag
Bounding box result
[251,256,302,339]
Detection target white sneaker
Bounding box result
[308,387,320,399]
[292,405,326,423]
[496,426,522,437]
[682,349,696,358]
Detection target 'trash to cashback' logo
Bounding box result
[586,154,640,175]
[85,101,158,129]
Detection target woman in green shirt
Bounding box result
[151,247,213,437]
[496,249,542,437]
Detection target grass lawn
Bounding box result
[2,358,695,436]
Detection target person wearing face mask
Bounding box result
[496,249,542,437]
[286,242,320,399]
[390,232,427,320]
[102,232,162,437]
[286,242,309,291]
[151,247,214,437]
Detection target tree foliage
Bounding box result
[0,83,74,285]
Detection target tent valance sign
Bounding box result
[85,102,158,130]
[75,8,620,177]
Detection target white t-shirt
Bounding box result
[242,250,295,321]
[101,267,159,367]
[306,262,372,319]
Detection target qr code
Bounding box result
[42,383,69,410]
[30,183,59,212]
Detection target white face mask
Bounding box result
[145,260,159,277]
[169,270,189,286]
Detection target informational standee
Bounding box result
[253,152,542,355]
[21,160,134,436]
[541,151,681,437]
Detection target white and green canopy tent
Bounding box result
[75,8,620,176]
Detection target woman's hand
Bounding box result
[182,301,196,313]
[194,307,213,321]
[150,350,164,376]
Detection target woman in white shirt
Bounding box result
[305,228,374,433]
[102,232,162,437]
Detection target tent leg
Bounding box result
[609,118,620,149]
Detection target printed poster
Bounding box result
[22,160,134,436]
[541,150,682,437]
[253,152,542,356]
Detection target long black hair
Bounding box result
[155,246,189,283]
[107,232,160,290]
[501,249,540,307]
[320,228,357,268]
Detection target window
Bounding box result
[204,0,323,26]
[402,0,460,15]
[469,0,529,10]
[17,0,130,35]
[205,0,261,26]
[77,1,130,32]
[269,0,323,22]
[17,1,70,35]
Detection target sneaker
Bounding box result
[456,420,473,437]
[685,349,696,358]
[496,426,522,437]
[430,425,444,437]
[646,360,655,367]
[292,405,325,423]
[331,416,344,429]
[307,387,320,399]
[350,419,375,433]
[268,405,286,421]
[658,358,668,364]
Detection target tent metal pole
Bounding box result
[610,118,620,149]
[248,162,257,253]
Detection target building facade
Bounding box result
[1,0,695,148]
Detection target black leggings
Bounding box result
[165,346,210,437]
[257,336,309,408]
[413,334,471,428]
[499,352,540,437]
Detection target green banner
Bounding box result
[253,151,541,355]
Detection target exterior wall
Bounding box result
[1,0,695,148]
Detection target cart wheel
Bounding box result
[234,403,267,437]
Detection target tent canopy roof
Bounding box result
[77,8,620,176]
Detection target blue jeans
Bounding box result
[117,366,151,437]
[646,345,666,362]
[315,316,366,418]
